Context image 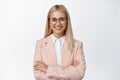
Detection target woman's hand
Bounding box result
[34,60,48,73]
[72,60,80,67]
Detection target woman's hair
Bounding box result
[44,4,74,53]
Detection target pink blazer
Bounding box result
[33,36,86,80]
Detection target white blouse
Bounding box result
[50,34,65,65]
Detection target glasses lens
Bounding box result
[50,17,66,25]
[60,18,66,24]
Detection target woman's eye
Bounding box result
[60,18,65,21]
[51,18,56,21]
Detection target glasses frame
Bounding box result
[49,17,67,25]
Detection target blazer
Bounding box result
[33,36,86,80]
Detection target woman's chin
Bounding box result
[53,31,64,36]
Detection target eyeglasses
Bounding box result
[49,17,67,25]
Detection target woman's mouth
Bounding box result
[54,26,62,30]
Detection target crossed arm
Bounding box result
[33,40,86,80]
[34,60,80,79]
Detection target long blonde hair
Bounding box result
[44,4,74,53]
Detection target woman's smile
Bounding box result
[54,25,63,30]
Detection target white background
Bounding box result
[0,0,120,80]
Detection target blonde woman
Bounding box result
[33,4,86,80]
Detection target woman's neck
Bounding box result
[53,33,64,38]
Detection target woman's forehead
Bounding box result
[50,10,66,18]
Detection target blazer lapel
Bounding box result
[45,36,57,66]
[61,40,69,66]
[61,40,74,67]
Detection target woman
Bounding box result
[33,4,86,80]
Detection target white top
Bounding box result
[50,34,65,65]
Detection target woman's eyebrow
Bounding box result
[51,17,66,19]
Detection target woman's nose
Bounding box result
[55,20,61,25]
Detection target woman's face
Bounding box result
[49,10,67,37]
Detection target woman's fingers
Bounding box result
[34,64,44,71]
[34,65,41,70]
[34,60,44,68]
[34,60,48,72]
[34,62,42,70]
[73,60,80,66]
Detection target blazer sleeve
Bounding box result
[47,42,86,80]
[33,40,57,80]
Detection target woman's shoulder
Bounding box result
[73,39,83,46]
[36,36,50,45]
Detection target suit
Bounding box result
[33,36,86,80]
